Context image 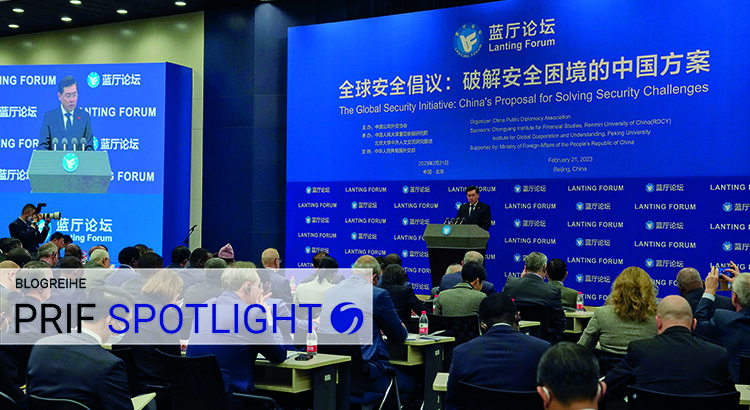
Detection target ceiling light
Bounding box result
[70,0,82,4]
[117,9,128,14]
[12,8,24,13]
[61,17,72,22]
[175,1,187,6]
[8,24,19,29]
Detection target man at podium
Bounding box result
[38,75,94,151]
[456,185,491,231]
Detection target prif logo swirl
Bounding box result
[330,302,364,334]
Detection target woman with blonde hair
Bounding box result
[578,266,658,373]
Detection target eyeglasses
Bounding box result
[62,92,77,99]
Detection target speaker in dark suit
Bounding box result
[455,185,491,231]
[37,76,94,151]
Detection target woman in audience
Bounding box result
[295,256,339,305]
[379,263,429,326]
[578,266,657,373]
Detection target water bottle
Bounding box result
[289,275,297,302]
[306,328,317,355]
[419,311,429,337]
[576,292,584,312]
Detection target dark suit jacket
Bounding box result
[456,200,491,231]
[446,325,551,410]
[683,288,734,318]
[439,272,495,296]
[0,344,23,407]
[187,291,286,394]
[604,326,735,399]
[380,282,428,325]
[695,296,750,381]
[502,274,566,342]
[268,269,293,304]
[26,333,132,410]
[8,218,49,253]
[38,106,94,150]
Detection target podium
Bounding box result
[27,150,112,194]
[423,224,490,287]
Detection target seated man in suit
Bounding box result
[434,262,487,316]
[261,248,293,304]
[446,293,550,410]
[695,266,750,381]
[546,258,579,310]
[536,342,605,410]
[187,267,286,394]
[456,185,491,231]
[38,75,94,151]
[604,295,735,399]
[502,252,566,342]
[676,266,733,318]
[438,251,495,296]
[26,287,135,410]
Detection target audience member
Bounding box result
[104,246,140,287]
[187,268,286,395]
[26,287,135,410]
[578,267,657,359]
[167,245,202,288]
[121,251,164,298]
[37,242,59,267]
[604,295,735,399]
[49,232,65,250]
[295,256,339,305]
[676,266,734,318]
[134,243,152,255]
[312,250,329,268]
[438,251,496,296]
[64,243,84,262]
[261,248,292,304]
[502,251,566,342]
[446,293,550,410]
[379,263,428,325]
[0,260,19,300]
[434,262,487,316]
[546,258,579,310]
[6,247,31,268]
[82,249,112,288]
[536,342,604,410]
[62,234,73,247]
[218,243,235,265]
[181,257,227,338]
[0,237,22,254]
[695,266,750,381]
[188,247,211,269]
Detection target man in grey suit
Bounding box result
[434,262,487,316]
[502,251,566,342]
[546,258,579,310]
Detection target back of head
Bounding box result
[479,292,516,327]
[63,235,73,245]
[222,265,259,291]
[675,267,702,293]
[546,258,567,281]
[88,245,107,256]
[0,237,22,254]
[353,255,380,280]
[89,249,109,265]
[381,264,408,286]
[50,232,64,242]
[16,263,52,295]
[58,255,84,269]
[171,245,191,264]
[134,244,151,255]
[383,253,402,267]
[204,257,228,269]
[524,252,547,273]
[189,248,211,267]
[37,242,58,260]
[312,251,329,268]
[537,342,600,405]
[318,256,338,270]
[460,262,487,283]
[118,246,140,266]
[65,244,83,260]
[445,263,462,275]
[656,295,693,329]
[138,251,164,269]
[261,248,279,267]
[6,247,31,267]
[142,269,184,304]
[463,251,484,266]
[608,266,657,321]
[86,286,135,323]
[732,272,750,309]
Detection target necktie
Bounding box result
[469,204,475,217]
[65,113,72,130]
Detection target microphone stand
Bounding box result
[182,225,198,247]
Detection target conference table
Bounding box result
[737,384,750,407]
[255,351,351,410]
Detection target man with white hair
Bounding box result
[261,247,292,304]
[695,266,750,381]
[438,251,495,295]
[37,242,59,267]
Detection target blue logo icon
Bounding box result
[305,186,312,194]
[576,202,584,211]
[402,218,409,226]
[93,136,99,150]
[330,302,364,334]
[455,201,462,210]
[513,254,522,263]
[453,24,483,58]
[305,216,312,224]
[62,153,79,172]
[351,232,357,240]
[514,185,522,193]
[723,202,733,212]
[723,242,733,252]
[402,185,409,194]
[645,183,655,193]
[645,221,654,230]
[351,201,358,209]
[575,273,584,283]
[576,238,584,247]
[401,250,408,258]
[442,225,452,236]
[645,258,655,268]
[86,72,101,88]
[513,219,521,228]
[305,246,311,254]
